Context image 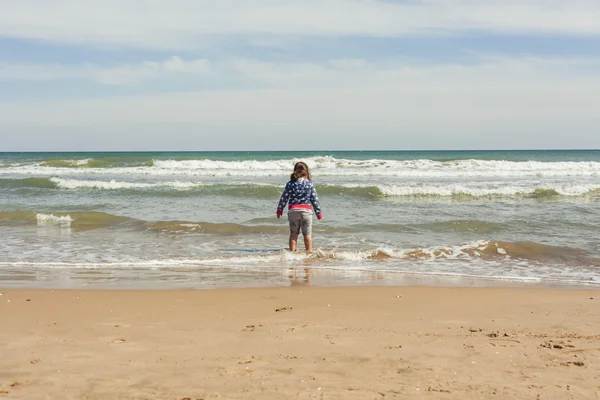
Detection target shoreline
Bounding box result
[2,286,599,399]
[1,265,599,290]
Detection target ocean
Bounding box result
[1,150,599,289]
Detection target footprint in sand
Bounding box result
[540,341,576,349]
[242,324,262,332]
[562,361,585,367]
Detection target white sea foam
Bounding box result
[2,242,492,268]
[48,178,280,191]
[73,159,90,166]
[44,178,600,197]
[376,183,600,197]
[56,159,91,167]
[3,157,600,178]
[129,158,600,178]
[181,241,493,265]
[1,238,598,286]
[50,177,206,190]
[36,213,73,227]
[0,243,485,268]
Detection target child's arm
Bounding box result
[309,184,323,220]
[276,182,291,218]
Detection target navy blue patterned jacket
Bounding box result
[277,178,322,215]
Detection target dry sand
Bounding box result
[0,286,599,399]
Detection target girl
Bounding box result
[276,162,323,252]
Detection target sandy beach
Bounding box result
[1,286,599,399]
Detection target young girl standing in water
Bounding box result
[276,162,323,252]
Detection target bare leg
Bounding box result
[289,234,299,252]
[304,235,312,251]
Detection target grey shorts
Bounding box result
[288,209,313,236]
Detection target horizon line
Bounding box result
[1,148,599,154]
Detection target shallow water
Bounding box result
[1,150,599,288]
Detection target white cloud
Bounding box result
[228,56,600,91]
[0,1,599,49]
[0,56,211,85]
[93,57,211,85]
[4,54,599,90]
[1,56,599,149]
[1,1,598,149]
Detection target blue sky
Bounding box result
[1,0,600,151]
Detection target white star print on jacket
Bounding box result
[276,178,322,216]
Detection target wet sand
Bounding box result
[1,286,599,399]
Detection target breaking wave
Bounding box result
[0,210,353,234]
[376,184,600,198]
[177,240,600,268]
[39,158,154,168]
[3,157,600,178]
[0,211,130,230]
[0,211,509,236]
[3,177,599,198]
[1,240,598,269]
[49,177,205,190]
[1,208,598,264]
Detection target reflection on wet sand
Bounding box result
[289,267,312,287]
[0,264,597,290]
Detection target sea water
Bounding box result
[0,150,599,288]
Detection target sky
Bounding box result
[1,0,600,151]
